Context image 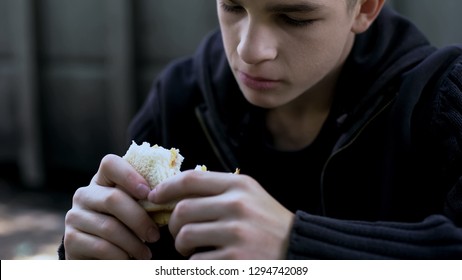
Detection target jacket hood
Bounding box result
[334,6,436,130]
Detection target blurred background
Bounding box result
[0,0,461,260]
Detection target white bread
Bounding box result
[122,141,184,226]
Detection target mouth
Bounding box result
[237,71,281,91]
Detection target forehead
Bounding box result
[223,0,348,12]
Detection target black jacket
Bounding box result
[78,6,462,259]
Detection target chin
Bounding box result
[240,88,292,109]
[243,94,284,109]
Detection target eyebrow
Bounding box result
[265,2,324,13]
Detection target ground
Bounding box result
[0,180,73,260]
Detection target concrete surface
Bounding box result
[0,180,73,260]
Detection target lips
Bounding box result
[237,71,281,91]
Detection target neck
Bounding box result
[266,97,332,151]
[266,65,341,151]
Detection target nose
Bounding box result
[237,21,278,65]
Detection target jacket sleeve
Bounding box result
[287,212,462,259]
[287,55,462,260]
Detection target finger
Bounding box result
[73,186,160,243]
[65,208,152,260]
[169,195,231,238]
[178,222,262,260]
[94,154,150,200]
[149,170,240,203]
[64,229,129,260]
[174,221,234,257]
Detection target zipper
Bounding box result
[195,106,235,172]
[319,97,396,216]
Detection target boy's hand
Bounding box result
[149,170,294,259]
[64,154,158,259]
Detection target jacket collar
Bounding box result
[334,6,435,124]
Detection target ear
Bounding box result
[351,0,386,34]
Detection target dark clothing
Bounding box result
[59,6,462,259]
[129,6,462,259]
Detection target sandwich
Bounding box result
[123,141,237,226]
[122,141,185,226]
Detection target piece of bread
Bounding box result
[122,141,184,226]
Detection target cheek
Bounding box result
[219,24,240,64]
[283,45,334,91]
[286,26,353,85]
[218,11,243,59]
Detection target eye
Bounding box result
[220,2,245,14]
[279,14,316,27]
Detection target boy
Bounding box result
[60,0,462,259]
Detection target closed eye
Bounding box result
[279,14,316,27]
[220,2,245,14]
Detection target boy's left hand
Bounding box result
[148,170,294,259]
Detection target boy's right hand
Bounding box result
[63,154,159,259]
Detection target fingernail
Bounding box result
[143,246,152,260]
[136,184,150,198]
[146,226,160,243]
[147,187,157,201]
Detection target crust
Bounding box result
[138,199,177,226]
[148,211,172,226]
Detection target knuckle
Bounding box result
[224,220,245,239]
[179,170,203,185]
[173,200,191,219]
[103,189,124,208]
[64,209,79,226]
[234,174,254,190]
[175,225,196,255]
[72,186,88,205]
[224,197,247,214]
[72,185,94,206]
[125,171,138,185]
[98,216,118,236]
[99,154,120,171]
[176,224,194,244]
[63,229,82,254]
[92,240,113,256]
[64,229,78,245]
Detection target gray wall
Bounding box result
[389,0,462,47]
[0,0,218,189]
[0,0,461,189]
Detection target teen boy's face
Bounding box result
[217,0,359,109]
